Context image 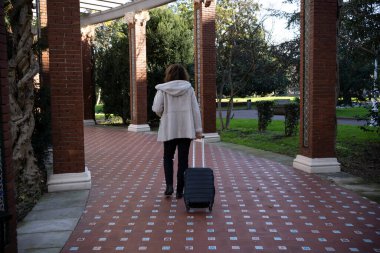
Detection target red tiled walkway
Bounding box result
[62,126,380,252]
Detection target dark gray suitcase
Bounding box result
[184,138,215,212]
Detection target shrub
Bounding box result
[256,101,274,132]
[95,104,104,114]
[359,102,380,134]
[284,102,300,136]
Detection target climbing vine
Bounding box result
[6,0,43,220]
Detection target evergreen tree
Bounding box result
[93,7,193,124]
[216,0,273,129]
[94,22,130,124]
[338,0,379,105]
[146,7,194,121]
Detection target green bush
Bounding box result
[359,103,380,134]
[95,104,104,114]
[256,101,274,132]
[284,103,300,136]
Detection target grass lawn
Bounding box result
[96,102,369,119]
[95,113,105,121]
[335,124,380,182]
[217,118,380,183]
[217,119,299,157]
[336,106,368,118]
[95,113,124,124]
[219,96,296,103]
[217,101,369,119]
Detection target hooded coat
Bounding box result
[152,80,202,142]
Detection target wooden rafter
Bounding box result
[80,0,176,26]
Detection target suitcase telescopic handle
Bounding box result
[192,136,205,167]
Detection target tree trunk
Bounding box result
[225,96,234,129]
[96,88,102,105]
[8,0,42,220]
[370,50,378,126]
[224,52,234,130]
[217,81,225,130]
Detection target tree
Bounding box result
[338,47,373,104]
[169,0,194,27]
[5,0,43,219]
[216,0,270,129]
[94,21,131,124]
[262,0,300,95]
[269,39,300,95]
[93,6,194,124]
[338,0,379,107]
[146,7,194,121]
[272,0,300,31]
[279,0,379,109]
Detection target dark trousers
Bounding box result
[163,138,192,193]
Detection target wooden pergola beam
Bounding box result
[80,0,176,27]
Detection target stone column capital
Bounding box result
[194,0,213,7]
[124,11,150,26]
[135,11,150,26]
[124,11,135,24]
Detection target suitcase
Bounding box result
[184,138,215,212]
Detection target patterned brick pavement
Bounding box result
[62,126,380,253]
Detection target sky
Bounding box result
[256,0,299,44]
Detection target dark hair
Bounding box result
[164,64,190,82]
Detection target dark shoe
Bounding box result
[165,185,174,196]
[176,192,183,199]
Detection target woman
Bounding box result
[152,64,202,199]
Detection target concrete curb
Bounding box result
[17,190,89,253]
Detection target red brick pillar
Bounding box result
[125,11,151,132]
[293,0,340,173]
[0,3,17,252]
[81,28,96,126]
[194,0,220,142]
[45,0,91,191]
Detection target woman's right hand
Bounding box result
[196,132,203,139]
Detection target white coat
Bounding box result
[152,80,202,142]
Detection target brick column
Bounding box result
[194,0,220,142]
[81,27,96,126]
[0,3,17,252]
[124,11,151,132]
[293,0,340,173]
[45,0,91,191]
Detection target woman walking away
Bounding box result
[152,64,203,199]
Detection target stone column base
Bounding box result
[128,124,151,132]
[203,132,220,142]
[83,119,96,126]
[47,167,91,192]
[293,155,340,173]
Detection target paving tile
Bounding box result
[60,126,380,253]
